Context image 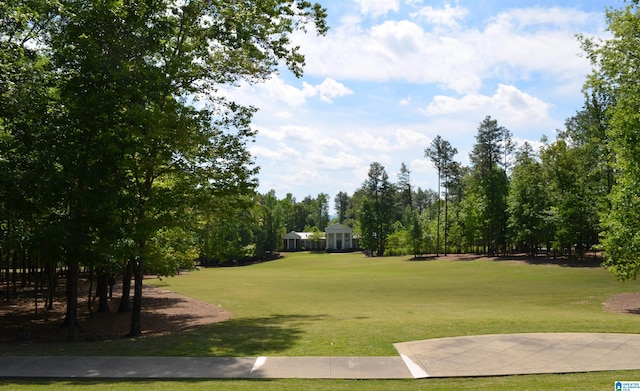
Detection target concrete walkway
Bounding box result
[394,333,640,378]
[1,333,640,379]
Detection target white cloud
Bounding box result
[278,125,353,151]
[347,130,393,151]
[309,151,363,171]
[492,7,596,30]
[244,2,609,200]
[262,77,352,106]
[399,95,412,106]
[423,84,551,127]
[370,20,423,56]
[274,111,294,119]
[315,78,354,103]
[275,169,329,189]
[410,4,468,28]
[344,127,431,152]
[394,128,431,150]
[221,76,352,110]
[262,77,316,107]
[256,125,286,142]
[249,143,301,161]
[410,158,432,173]
[249,145,282,160]
[354,0,400,17]
[293,5,602,94]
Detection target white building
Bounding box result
[324,224,354,251]
[282,224,357,251]
[282,231,324,250]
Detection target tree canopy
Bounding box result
[1,0,327,338]
[581,0,640,281]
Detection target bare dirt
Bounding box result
[0,274,232,344]
[603,292,640,315]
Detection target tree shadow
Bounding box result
[137,313,329,356]
[1,292,228,343]
[406,255,439,262]
[441,253,603,268]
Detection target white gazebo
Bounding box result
[325,223,354,251]
[282,231,325,250]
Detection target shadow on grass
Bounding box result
[127,314,329,357]
[0,312,328,357]
[406,255,439,262]
[437,253,603,268]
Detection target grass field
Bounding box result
[3,252,640,390]
[142,252,640,357]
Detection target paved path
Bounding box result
[394,333,640,378]
[2,333,640,379]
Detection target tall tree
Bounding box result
[334,191,350,224]
[397,162,413,212]
[579,1,640,279]
[540,136,597,259]
[358,162,395,256]
[507,143,548,256]
[468,117,511,255]
[442,160,461,255]
[425,136,457,255]
[310,193,330,231]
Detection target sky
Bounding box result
[222,0,619,209]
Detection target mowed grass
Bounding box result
[3,371,640,391]
[142,252,640,357]
[4,252,640,390]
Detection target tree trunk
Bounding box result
[436,169,441,257]
[444,186,449,256]
[96,268,110,313]
[4,249,8,302]
[127,254,144,338]
[118,257,134,313]
[87,267,93,318]
[46,260,56,311]
[62,261,80,341]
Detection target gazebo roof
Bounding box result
[283,231,324,240]
[324,223,353,233]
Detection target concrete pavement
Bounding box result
[0,356,413,379]
[1,333,640,379]
[394,333,640,378]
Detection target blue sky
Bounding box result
[222,0,617,208]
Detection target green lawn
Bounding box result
[142,252,640,357]
[3,252,640,390]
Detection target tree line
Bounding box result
[332,113,604,261]
[251,110,604,261]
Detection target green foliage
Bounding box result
[507,143,548,255]
[540,137,599,258]
[0,0,327,333]
[357,162,395,256]
[280,193,330,232]
[581,1,640,280]
[466,117,511,254]
[424,136,458,255]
